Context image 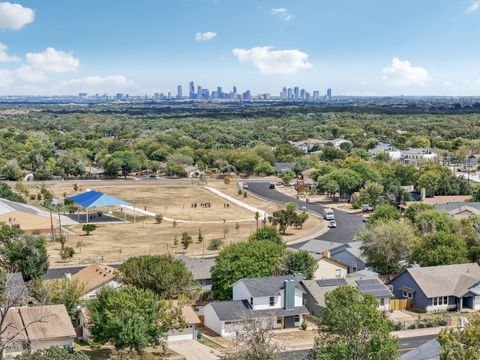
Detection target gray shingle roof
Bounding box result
[236,275,305,297]
[401,263,480,298]
[401,339,440,360]
[208,300,308,321]
[435,202,480,212]
[275,163,296,172]
[177,255,215,281]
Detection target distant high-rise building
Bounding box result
[177,85,182,99]
[116,93,124,101]
[287,88,293,99]
[326,88,332,101]
[154,92,161,100]
[196,85,202,99]
[280,87,287,99]
[242,90,251,100]
[312,91,320,100]
[294,86,299,99]
[300,89,306,99]
[233,85,237,95]
[167,91,171,99]
[217,86,223,99]
[189,81,195,99]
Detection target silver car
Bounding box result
[328,220,337,228]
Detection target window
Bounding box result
[433,297,448,306]
[402,290,413,299]
[335,269,342,278]
[269,296,275,306]
[379,298,385,306]
[277,317,282,325]
[250,297,253,306]
[294,315,300,322]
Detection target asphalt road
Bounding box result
[280,335,438,359]
[246,181,364,247]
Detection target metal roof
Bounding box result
[66,190,130,209]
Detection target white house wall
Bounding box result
[232,282,252,302]
[201,304,224,336]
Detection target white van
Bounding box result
[323,208,335,220]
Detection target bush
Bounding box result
[417,323,425,328]
[82,224,97,235]
[208,239,224,250]
[438,319,448,326]
[60,246,75,261]
[300,320,308,331]
[394,323,402,331]
[408,324,416,330]
[155,214,163,224]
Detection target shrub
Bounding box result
[82,224,97,235]
[155,214,163,224]
[208,239,223,250]
[300,320,308,331]
[408,324,416,330]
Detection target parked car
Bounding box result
[269,183,275,189]
[328,220,337,228]
[361,204,374,212]
[323,208,335,220]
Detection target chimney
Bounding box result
[323,250,331,259]
[420,188,426,201]
[284,279,295,310]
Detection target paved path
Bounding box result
[246,181,364,247]
[168,340,220,360]
[205,186,268,218]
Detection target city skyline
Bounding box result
[1,1,480,96]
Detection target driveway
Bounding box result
[169,340,220,360]
[246,181,364,247]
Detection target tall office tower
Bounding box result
[177,85,182,99]
[300,89,306,99]
[154,92,160,100]
[326,88,332,101]
[189,81,195,99]
[197,86,202,99]
[305,92,311,100]
[287,88,293,99]
[201,88,210,99]
[167,91,171,99]
[294,86,299,99]
[233,85,237,95]
[312,91,320,100]
[217,86,223,99]
[281,87,287,99]
[242,90,251,100]
[116,93,124,101]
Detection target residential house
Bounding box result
[302,275,393,317]
[390,263,480,312]
[275,162,296,176]
[368,142,402,160]
[2,304,76,358]
[400,148,438,166]
[5,272,29,305]
[435,202,480,220]
[71,263,121,300]
[45,263,120,280]
[184,165,204,178]
[201,275,308,337]
[400,195,472,211]
[401,338,441,360]
[168,304,201,342]
[289,139,325,153]
[309,253,348,279]
[299,240,366,273]
[177,255,215,291]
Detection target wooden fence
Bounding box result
[390,299,412,311]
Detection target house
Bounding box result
[5,272,29,305]
[368,142,402,160]
[201,275,308,337]
[177,255,215,291]
[400,148,438,166]
[435,202,480,220]
[400,195,472,211]
[309,253,348,279]
[275,162,296,176]
[184,165,204,178]
[299,240,367,273]
[289,139,325,153]
[301,275,393,317]
[390,263,480,312]
[71,263,121,299]
[45,263,120,280]
[401,338,441,360]
[2,304,76,358]
[168,304,201,342]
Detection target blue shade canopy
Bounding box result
[66,190,130,209]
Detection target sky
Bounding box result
[1,0,480,96]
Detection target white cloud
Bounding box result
[57,75,136,94]
[0,2,34,30]
[26,48,79,73]
[382,58,431,87]
[271,7,293,21]
[466,0,480,14]
[195,32,217,42]
[232,46,312,75]
[0,43,20,62]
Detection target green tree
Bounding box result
[181,232,193,251]
[358,220,419,275]
[319,146,347,162]
[311,286,398,360]
[118,255,194,299]
[105,151,140,178]
[87,286,182,353]
[82,224,97,235]
[283,250,318,280]
[212,240,286,300]
[269,202,301,235]
[248,225,283,246]
[438,312,480,359]
[357,181,384,207]
[280,169,295,185]
[368,203,401,223]
[411,231,469,267]
[1,235,49,281]
[41,278,86,318]
[404,203,435,223]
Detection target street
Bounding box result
[246,181,364,247]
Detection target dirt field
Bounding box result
[22,180,322,266]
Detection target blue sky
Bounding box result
[1,0,480,96]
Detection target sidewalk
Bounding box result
[392,326,447,339]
